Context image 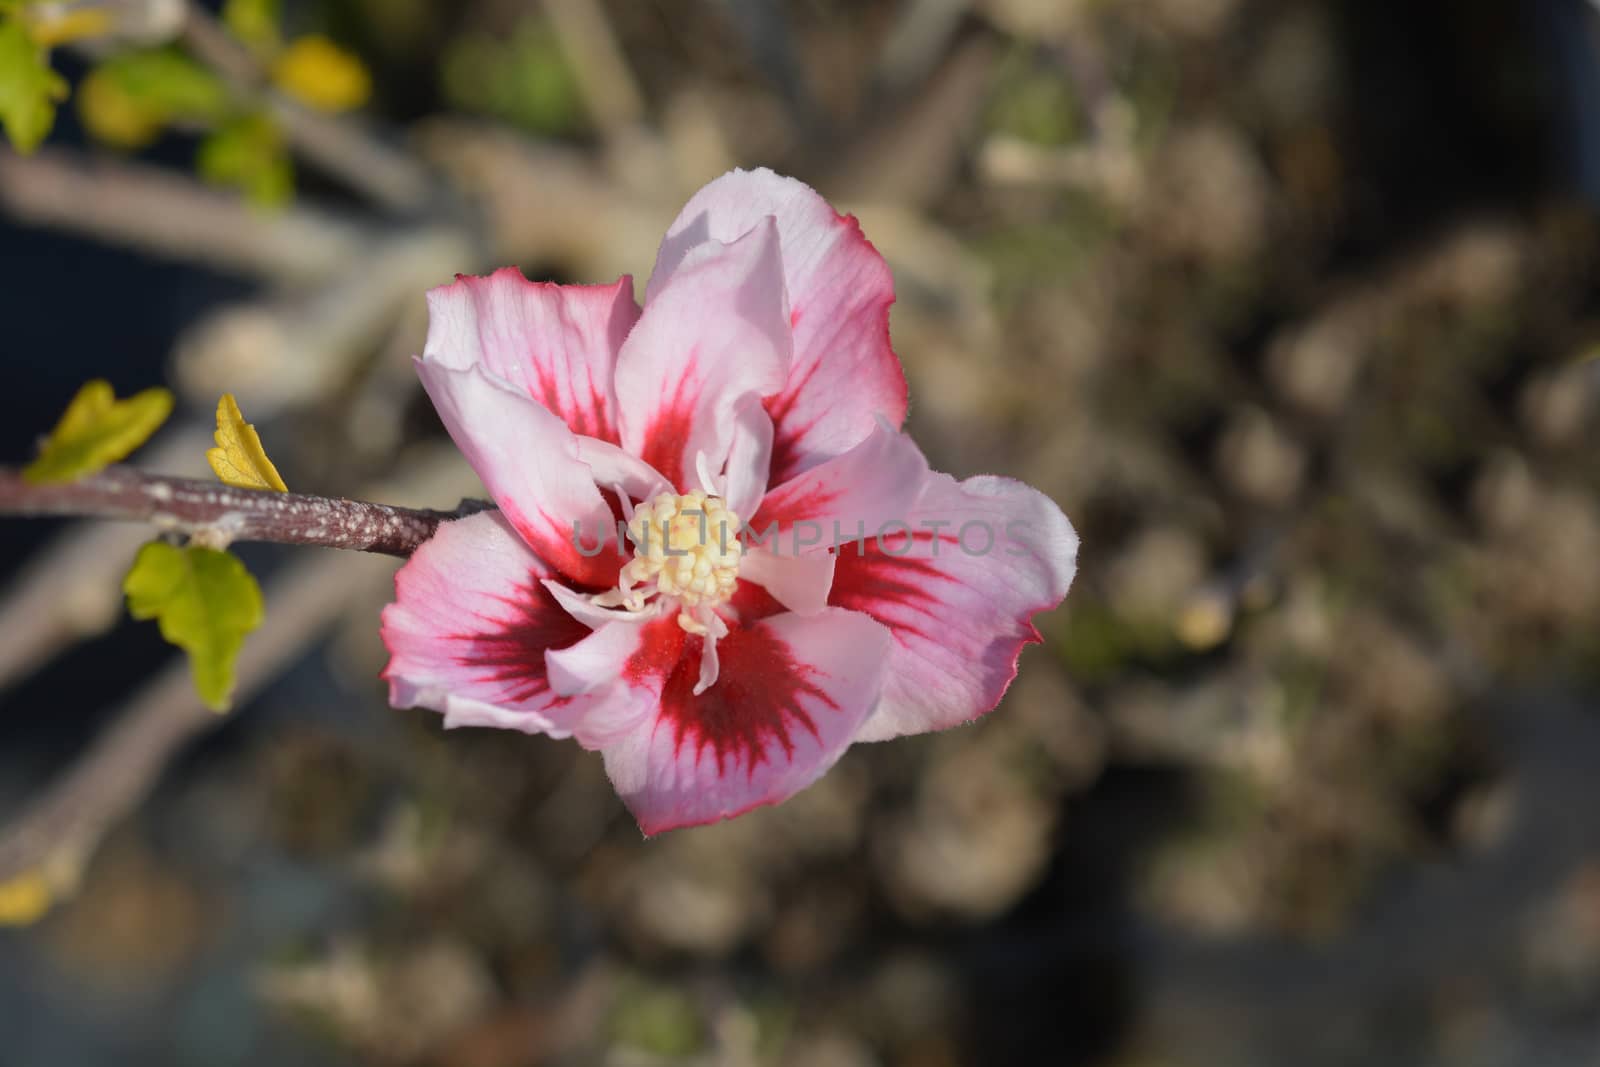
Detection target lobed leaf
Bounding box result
[207,393,287,492]
[24,379,174,484]
[0,17,67,153]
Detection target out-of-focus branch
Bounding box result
[172,225,476,414]
[0,466,483,556]
[0,150,368,282]
[178,2,436,214]
[0,428,210,693]
[0,548,397,886]
[825,34,994,208]
[0,447,482,887]
[413,121,670,276]
[543,0,645,134]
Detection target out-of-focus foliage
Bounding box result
[271,33,370,112]
[0,870,52,926]
[440,16,584,136]
[21,3,110,48]
[4,0,372,202]
[0,15,67,152]
[23,379,174,484]
[223,0,282,54]
[198,111,292,207]
[123,541,264,712]
[987,53,1080,147]
[208,393,288,492]
[78,48,230,147]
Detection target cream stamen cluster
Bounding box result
[618,491,742,633]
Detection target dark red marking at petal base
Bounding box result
[625,615,687,686]
[508,506,624,590]
[454,577,592,703]
[762,364,822,488]
[726,578,785,627]
[658,624,832,779]
[638,369,698,492]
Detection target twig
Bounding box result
[178,1,437,215]
[0,466,484,556]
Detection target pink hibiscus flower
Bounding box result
[381,168,1078,834]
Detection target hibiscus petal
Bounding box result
[749,422,929,551]
[574,435,674,505]
[600,608,891,834]
[424,268,638,442]
[381,510,596,735]
[415,360,622,587]
[722,395,774,520]
[648,168,907,484]
[737,547,836,616]
[829,474,1078,741]
[616,216,791,494]
[545,615,685,747]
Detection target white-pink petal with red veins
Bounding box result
[600,609,892,834]
[649,168,907,484]
[830,473,1079,741]
[614,217,790,496]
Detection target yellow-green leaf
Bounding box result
[207,393,287,492]
[78,65,165,148]
[25,379,174,484]
[272,34,371,113]
[0,17,68,153]
[124,542,263,712]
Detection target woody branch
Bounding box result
[0,466,482,556]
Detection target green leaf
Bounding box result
[0,17,68,153]
[25,379,174,484]
[440,19,584,136]
[124,542,263,712]
[96,48,232,122]
[79,49,234,149]
[198,113,293,208]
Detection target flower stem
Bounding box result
[0,466,480,556]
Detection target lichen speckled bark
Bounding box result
[0,466,482,556]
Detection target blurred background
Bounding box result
[2,0,1600,1064]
